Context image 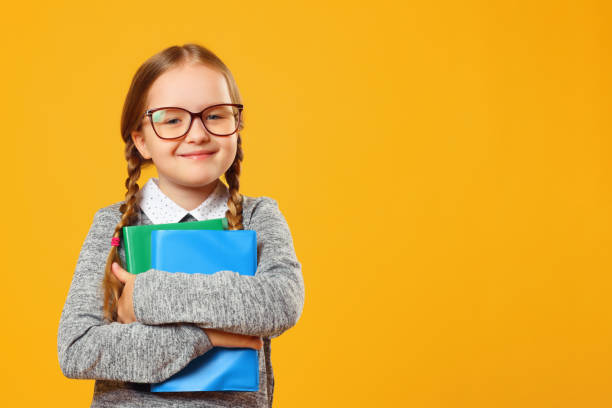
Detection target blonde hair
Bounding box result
[102,44,245,322]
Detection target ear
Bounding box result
[131,129,152,160]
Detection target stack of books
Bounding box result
[122,218,259,392]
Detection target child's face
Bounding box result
[131,63,238,191]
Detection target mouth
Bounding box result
[179,150,218,159]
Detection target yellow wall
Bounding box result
[1,1,610,406]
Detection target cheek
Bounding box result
[148,140,179,165]
[221,139,238,164]
[150,139,176,155]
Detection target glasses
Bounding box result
[144,103,244,139]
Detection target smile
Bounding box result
[179,151,216,160]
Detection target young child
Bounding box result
[57,43,305,407]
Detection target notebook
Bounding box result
[149,229,260,392]
[121,217,228,274]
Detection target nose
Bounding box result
[184,114,212,144]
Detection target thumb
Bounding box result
[112,262,128,283]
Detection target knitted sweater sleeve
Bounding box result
[57,206,213,383]
[132,197,305,339]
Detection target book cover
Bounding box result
[149,229,259,392]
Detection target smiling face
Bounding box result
[131,62,238,197]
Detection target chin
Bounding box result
[176,174,220,188]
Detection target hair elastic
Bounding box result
[111,237,120,247]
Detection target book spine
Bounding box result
[122,227,133,273]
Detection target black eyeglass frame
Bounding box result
[144,103,244,139]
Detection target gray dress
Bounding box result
[57,195,305,407]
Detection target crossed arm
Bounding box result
[132,197,304,338]
[57,207,213,383]
[57,197,304,383]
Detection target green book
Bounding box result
[122,217,228,274]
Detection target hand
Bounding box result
[204,328,263,350]
[111,262,137,324]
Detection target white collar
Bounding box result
[137,177,229,224]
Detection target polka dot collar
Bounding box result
[136,177,229,224]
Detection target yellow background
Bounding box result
[1,0,611,406]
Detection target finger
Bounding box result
[112,262,127,283]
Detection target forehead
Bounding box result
[146,63,232,110]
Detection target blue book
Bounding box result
[149,229,260,392]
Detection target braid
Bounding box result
[102,139,143,322]
[224,134,244,231]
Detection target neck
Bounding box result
[156,177,220,212]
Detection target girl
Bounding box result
[57,43,305,408]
